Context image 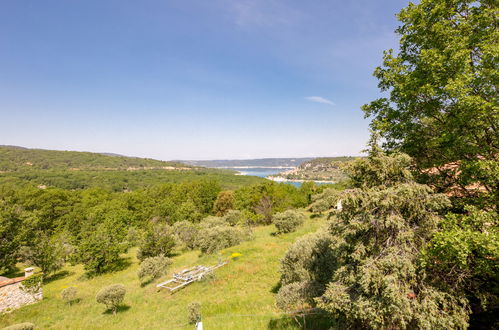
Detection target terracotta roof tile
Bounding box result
[0,277,26,288]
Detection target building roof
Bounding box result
[0,276,26,288]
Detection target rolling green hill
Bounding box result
[0,146,266,190]
[0,146,187,171]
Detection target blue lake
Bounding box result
[225,167,303,188]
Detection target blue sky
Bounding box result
[0,0,407,160]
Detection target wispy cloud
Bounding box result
[305,96,335,106]
[223,0,305,28]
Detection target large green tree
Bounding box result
[362,0,498,207]
[277,150,469,329]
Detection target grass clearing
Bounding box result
[1,216,327,329]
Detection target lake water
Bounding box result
[226,167,303,188]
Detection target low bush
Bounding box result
[188,302,201,324]
[198,216,226,229]
[173,221,198,250]
[276,282,310,312]
[2,323,35,330]
[273,210,306,234]
[137,255,172,285]
[95,284,126,315]
[196,225,247,254]
[223,210,242,226]
[61,287,78,305]
[20,273,43,298]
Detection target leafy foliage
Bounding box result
[173,221,199,250]
[234,181,311,223]
[137,224,176,261]
[272,210,306,234]
[278,151,470,328]
[21,273,43,298]
[61,287,78,305]
[95,284,126,315]
[213,191,235,216]
[362,0,498,207]
[223,209,243,226]
[196,216,251,254]
[19,233,66,276]
[78,218,127,275]
[0,204,23,273]
[308,188,340,215]
[137,255,172,285]
[424,206,499,319]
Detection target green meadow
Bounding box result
[1,215,326,329]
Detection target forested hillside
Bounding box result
[271,157,355,182]
[181,157,315,168]
[0,146,265,191]
[0,146,187,171]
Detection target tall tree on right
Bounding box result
[362,0,498,208]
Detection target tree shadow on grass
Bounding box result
[103,304,131,315]
[268,313,335,330]
[139,279,153,288]
[270,281,281,294]
[79,257,133,280]
[44,270,73,284]
[1,266,24,278]
[109,256,133,273]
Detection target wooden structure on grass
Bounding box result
[156,262,227,292]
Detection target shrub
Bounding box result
[309,188,340,214]
[188,302,201,324]
[276,282,310,312]
[137,255,172,285]
[196,225,247,254]
[137,224,175,261]
[279,231,336,289]
[223,210,242,226]
[213,191,234,216]
[61,287,78,305]
[173,221,198,250]
[95,284,126,315]
[2,323,35,330]
[272,210,306,234]
[198,216,226,229]
[20,273,43,298]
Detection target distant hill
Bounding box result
[0,146,189,172]
[270,156,358,182]
[0,146,267,191]
[181,158,316,168]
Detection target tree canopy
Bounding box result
[362,0,498,207]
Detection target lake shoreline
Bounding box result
[266,176,336,184]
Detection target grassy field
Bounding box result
[1,215,328,329]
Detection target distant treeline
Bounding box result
[0,168,266,191]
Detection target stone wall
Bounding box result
[0,281,42,313]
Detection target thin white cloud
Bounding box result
[223,0,305,28]
[305,96,335,106]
